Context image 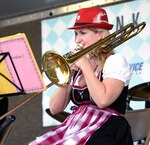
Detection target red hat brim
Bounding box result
[68,22,113,30]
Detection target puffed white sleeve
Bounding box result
[103,53,132,86]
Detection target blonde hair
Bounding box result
[89,28,115,67]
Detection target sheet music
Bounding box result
[0,33,46,95]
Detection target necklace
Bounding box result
[78,90,84,99]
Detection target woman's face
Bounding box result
[74,28,103,49]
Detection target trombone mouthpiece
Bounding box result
[76,43,83,50]
[63,44,83,58]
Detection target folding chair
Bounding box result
[125,109,150,145]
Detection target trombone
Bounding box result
[0,22,146,121]
[42,22,146,87]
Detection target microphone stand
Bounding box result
[0,115,16,135]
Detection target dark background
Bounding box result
[0,0,87,20]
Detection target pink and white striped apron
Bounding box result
[29,105,123,145]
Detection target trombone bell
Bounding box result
[42,51,71,87]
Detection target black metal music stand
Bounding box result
[0,52,25,97]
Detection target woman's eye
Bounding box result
[74,30,87,38]
[80,31,86,35]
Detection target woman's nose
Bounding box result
[75,35,82,44]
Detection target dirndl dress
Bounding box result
[29,53,133,145]
[28,105,123,145]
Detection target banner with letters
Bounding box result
[41,0,150,126]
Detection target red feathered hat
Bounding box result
[68,7,113,30]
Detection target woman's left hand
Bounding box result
[75,53,98,71]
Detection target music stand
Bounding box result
[0,52,25,97]
[0,33,46,97]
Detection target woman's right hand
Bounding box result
[49,85,71,115]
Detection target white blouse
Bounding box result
[103,53,132,86]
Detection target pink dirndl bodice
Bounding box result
[29,105,123,145]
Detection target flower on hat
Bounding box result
[93,12,107,23]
